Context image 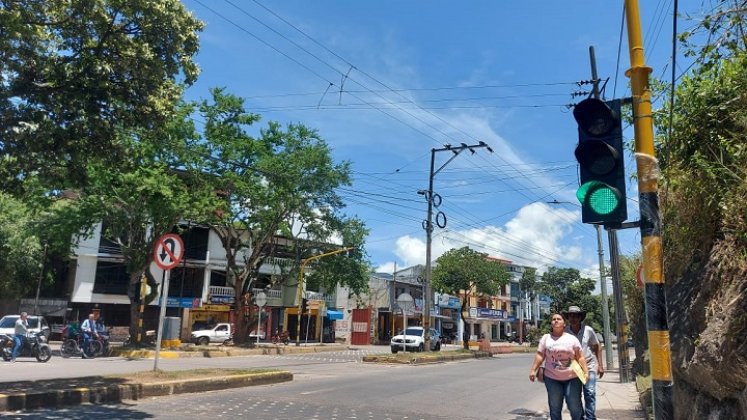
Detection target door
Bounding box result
[215,324,230,341]
[350,308,371,346]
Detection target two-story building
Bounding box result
[66,223,339,342]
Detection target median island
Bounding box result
[0,368,292,412]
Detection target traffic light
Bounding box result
[573,98,627,224]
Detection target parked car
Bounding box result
[0,315,50,339]
[390,327,441,353]
[191,323,232,345]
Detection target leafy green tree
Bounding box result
[48,104,204,341]
[0,0,203,191]
[0,193,46,298]
[537,267,596,315]
[431,247,511,349]
[190,89,362,343]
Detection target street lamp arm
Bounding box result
[295,246,353,346]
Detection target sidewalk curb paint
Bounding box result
[0,371,292,412]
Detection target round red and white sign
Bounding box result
[153,233,185,270]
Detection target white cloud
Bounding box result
[390,202,582,271]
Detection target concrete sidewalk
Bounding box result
[594,368,646,420]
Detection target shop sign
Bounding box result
[209,294,235,305]
[156,297,201,308]
[197,304,231,312]
[477,308,506,319]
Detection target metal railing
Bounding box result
[208,286,234,297]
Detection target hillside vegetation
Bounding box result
[660,49,747,418]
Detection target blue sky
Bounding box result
[180,0,703,282]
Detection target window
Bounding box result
[93,261,130,294]
[210,270,227,287]
[179,225,209,260]
[169,266,205,298]
[97,222,123,255]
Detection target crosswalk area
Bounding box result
[261,349,391,363]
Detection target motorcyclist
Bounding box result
[80,313,98,359]
[11,312,29,362]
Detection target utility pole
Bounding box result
[625,0,674,417]
[588,46,615,370]
[422,142,492,351]
[33,243,48,315]
[607,227,631,382]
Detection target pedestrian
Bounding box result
[80,313,98,359]
[564,305,604,420]
[11,312,29,362]
[528,312,589,420]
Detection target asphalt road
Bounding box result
[2,350,549,419]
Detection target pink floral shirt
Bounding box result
[538,332,582,381]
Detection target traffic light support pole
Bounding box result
[295,247,352,346]
[625,0,674,417]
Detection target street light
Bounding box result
[255,291,267,346]
[295,247,353,346]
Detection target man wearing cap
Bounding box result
[564,305,603,420]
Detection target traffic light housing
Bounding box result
[573,98,627,224]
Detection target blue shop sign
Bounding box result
[477,308,506,319]
[155,297,201,308]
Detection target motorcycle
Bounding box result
[1,331,52,362]
[271,330,289,345]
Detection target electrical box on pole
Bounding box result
[573,98,627,224]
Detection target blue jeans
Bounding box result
[83,332,92,357]
[12,335,24,359]
[583,371,597,419]
[543,375,584,420]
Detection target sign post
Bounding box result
[255,292,267,346]
[152,233,185,371]
[396,293,414,353]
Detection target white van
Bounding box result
[0,315,51,339]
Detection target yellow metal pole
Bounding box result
[295,247,352,346]
[137,274,147,345]
[624,1,674,418]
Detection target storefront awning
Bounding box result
[326,310,344,320]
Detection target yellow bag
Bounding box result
[570,359,587,384]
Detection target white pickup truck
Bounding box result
[191,323,232,345]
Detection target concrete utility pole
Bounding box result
[422,142,492,351]
[625,0,674,417]
[588,46,615,370]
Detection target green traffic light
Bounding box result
[576,181,620,215]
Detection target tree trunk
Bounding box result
[232,288,252,344]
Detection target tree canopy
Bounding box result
[188,88,368,342]
[537,267,596,315]
[432,247,510,348]
[0,0,203,191]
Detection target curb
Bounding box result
[0,371,292,412]
[111,344,350,359]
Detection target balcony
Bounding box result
[206,285,333,307]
